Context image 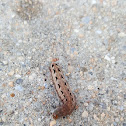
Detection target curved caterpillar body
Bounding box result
[50,62,76,119]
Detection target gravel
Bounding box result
[0,0,126,126]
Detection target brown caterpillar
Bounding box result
[50,62,76,119]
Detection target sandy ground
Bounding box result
[0,0,126,126]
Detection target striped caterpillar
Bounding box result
[50,62,76,119]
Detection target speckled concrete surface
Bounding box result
[0,0,126,126]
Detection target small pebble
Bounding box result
[120,117,124,121]
[113,122,117,126]
[44,83,48,88]
[74,89,79,93]
[112,60,115,64]
[88,85,94,90]
[122,46,126,51]
[2,83,6,87]
[2,61,8,65]
[123,123,126,126]
[101,113,105,120]
[50,120,56,126]
[11,14,15,18]
[84,103,88,106]
[82,111,88,118]
[1,116,6,122]
[104,55,110,61]
[29,73,36,81]
[100,102,107,109]
[66,73,71,76]
[0,89,3,92]
[118,106,123,111]
[81,17,90,24]
[38,118,41,121]
[111,77,117,81]
[88,72,93,75]
[24,21,27,24]
[82,67,88,72]
[71,48,75,53]
[0,122,4,125]
[94,114,99,121]
[79,34,84,38]
[26,71,31,75]
[15,74,21,78]
[1,94,6,99]
[8,81,14,87]
[96,30,102,34]
[124,94,126,99]
[68,66,73,73]
[92,0,96,4]
[15,85,24,92]
[74,51,78,55]
[74,29,79,33]
[80,71,83,76]
[38,86,45,90]
[111,56,115,60]
[115,118,119,122]
[118,32,126,37]
[10,93,15,97]
[68,118,72,123]
[88,104,94,111]
[16,79,23,84]
[8,71,15,76]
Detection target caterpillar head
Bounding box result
[52,107,63,119]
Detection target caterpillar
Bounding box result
[50,62,76,119]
